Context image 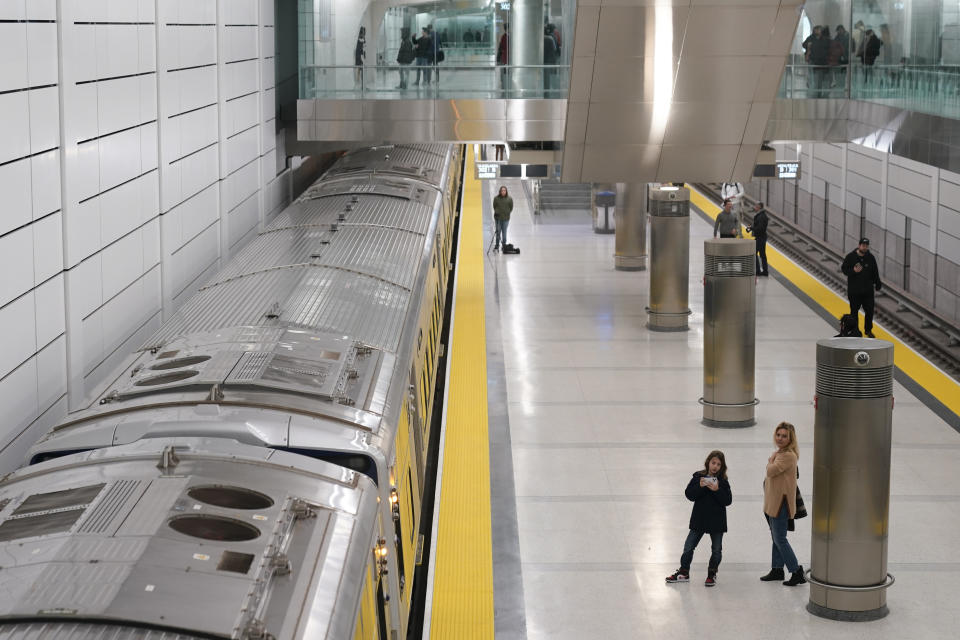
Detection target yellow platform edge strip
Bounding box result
[688,186,960,419]
[429,149,495,638]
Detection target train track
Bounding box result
[694,183,960,382]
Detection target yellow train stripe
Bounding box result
[688,186,960,419]
[429,148,495,639]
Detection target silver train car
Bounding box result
[0,144,464,639]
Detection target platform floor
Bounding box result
[481,181,960,639]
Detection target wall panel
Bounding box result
[0,0,294,473]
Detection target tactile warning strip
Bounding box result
[428,148,495,639]
[688,185,960,420]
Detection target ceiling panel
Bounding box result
[585,102,660,144]
[581,143,662,182]
[683,6,779,56]
[589,56,667,103]
[572,5,601,57]
[742,102,774,145]
[672,57,764,102]
[663,102,751,145]
[656,144,740,182]
[595,5,688,59]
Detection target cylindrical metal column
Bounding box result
[808,338,895,621]
[646,186,690,331]
[592,184,615,234]
[700,239,757,427]
[614,183,647,270]
[510,0,542,94]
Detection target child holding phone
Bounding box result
[666,450,733,587]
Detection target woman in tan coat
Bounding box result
[761,422,806,586]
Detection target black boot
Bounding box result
[760,568,784,582]
[783,566,807,586]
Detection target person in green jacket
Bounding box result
[493,185,513,251]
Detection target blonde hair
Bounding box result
[774,422,799,458]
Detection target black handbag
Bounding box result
[794,469,807,519]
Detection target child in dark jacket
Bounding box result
[666,450,733,587]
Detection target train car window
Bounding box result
[273,448,378,485]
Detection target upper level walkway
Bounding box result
[294,0,960,178]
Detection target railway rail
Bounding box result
[695,183,960,382]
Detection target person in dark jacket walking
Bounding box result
[746,201,769,276]
[808,26,830,98]
[497,24,510,91]
[666,451,733,587]
[413,27,433,85]
[543,24,559,94]
[354,27,366,89]
[492,185,513,251]
[396,28,415,89]
[841,237,882,337]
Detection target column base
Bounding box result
[645,309,691,332]
[807,601,889,622]
[615,255,646,271]
[699,398,758,428]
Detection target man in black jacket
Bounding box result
[841,237,882,337]
[747,201,769,276]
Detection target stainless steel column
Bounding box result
[614,182,647,270]
[700,239,757,427]
[592,184,615,234]
[646,186,690,331]
[510,0,542,94]
[808,338,895,621]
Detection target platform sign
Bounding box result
[476,162,498,180]
[776,161,800,179]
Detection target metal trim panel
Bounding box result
[505,99,567,121]
[434,119,507,141]
[435,99,506,121]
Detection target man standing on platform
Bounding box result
[841,237,882,338]
[747,201,769,276]
[714,200,741,238]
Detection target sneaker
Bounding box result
[665,569,689,583]
[865,331,875,338]
[704,575,717,587]
[783,566,807,587]
[760,568,784,582]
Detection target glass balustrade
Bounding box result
[300,63,570,100]
[779,0,960,119]
[297,0,574,101]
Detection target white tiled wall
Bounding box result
[0,0,291,472]
[767,141,960,321]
